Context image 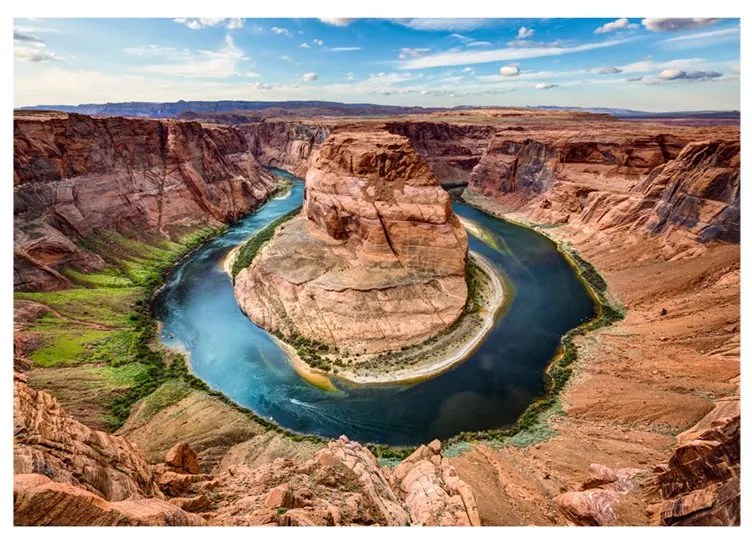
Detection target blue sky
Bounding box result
[13,17,740,111]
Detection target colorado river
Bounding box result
[153,169,595,445]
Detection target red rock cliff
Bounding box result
[14,111,278,290]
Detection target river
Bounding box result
[153,169,595,445]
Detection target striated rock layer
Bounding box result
[14,111,278,291]
[235,130,469,355]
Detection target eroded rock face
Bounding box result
[465,119,740,245]
[208,436,478,527]
[235,130,468,354]
[386,121,495,186]
[14,474,205,526]
[14,111,278,291]
[240,121,330,176]
[653,396,740,526]
[13,375,160,502]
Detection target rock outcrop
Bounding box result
[465,119,740,245]
[234,130,469,355]
[14,111,278,291]
[208,436,478,526]
[386,121,495,186]
[240,121,330,176]
[14,474,205,526]
[580,140,740,243]
[14,375,161,502]
[652,396,740,526]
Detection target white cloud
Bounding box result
[534,82,557,90]
[174,18,243,31]
[499,64,520,76]
[248,82,273,90]
[517,26,534,39]
[641,18,720,32]
[328,47,362,52]
[319,18,356,26]
[302,72,318,81]
[299,42,310,48]
[396,19,489,31]
[594,66,623,74]
[244,71,261,78]
[130,34,246,78]
[658,69,722,81]
[617,57,709,74]
[398,47,431,60]
[271,26,292,37]
[14,31,44,44]
[313,39,325,46]
[400,38,631,69]
[450,33,492,48]
[594,18,639,34]
[226,19,244,30]
[346,72,355,81]
[658,27,740,49]
[14,46,60,62]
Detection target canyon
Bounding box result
[13,107,740,526]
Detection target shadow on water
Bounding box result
[154,170,596,446]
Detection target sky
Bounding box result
[13,17,741,111]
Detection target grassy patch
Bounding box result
[125,379,194,428]
[16,287,141,328]
[29,323,112,367]
[231,208,300,279]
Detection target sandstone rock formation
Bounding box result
[465,117,740,245]
[208,436,478,526]
[14,375,160,502]
[14,474,205,526]
[652,395,740,525]
[554,464,644,526]
[240,121,329,176]
[14,111,278,291]
[235,130,469,355]
[386,121,495,186]
[580,140,740,243]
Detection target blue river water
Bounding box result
[153,169,595,445]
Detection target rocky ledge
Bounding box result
[234,131,479,373]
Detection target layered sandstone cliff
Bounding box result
[14,111,278,291]
[465,118,740,245]
[234,130,469,355]
[240,121,330,176]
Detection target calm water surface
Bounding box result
[154,169,595,445]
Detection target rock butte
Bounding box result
[234,130,470,355]
[13,107,740,526]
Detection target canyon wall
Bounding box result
[465,120,740,244]
[386,121,495,186]
[14,112,278,291]
[234,130,469,355]
[240,121,330,177]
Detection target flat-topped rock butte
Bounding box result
[13,107,740,526]
[234,130,472,358]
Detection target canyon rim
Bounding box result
[10,12,742,529]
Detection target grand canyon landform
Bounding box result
[14,105,739,526]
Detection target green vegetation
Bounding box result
[15,226,226,429]
[231,208,300,279]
